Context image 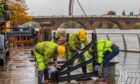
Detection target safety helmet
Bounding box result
[78,29,87,41]
[56,28,66,39]
[57,45,66,58]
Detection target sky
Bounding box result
[25,0,140,16]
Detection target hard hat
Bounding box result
[57,45,66,58]
[55,28,66,39]
[78,29,87,41]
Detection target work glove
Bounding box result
[94,64,99,71]
[48,70,53,75]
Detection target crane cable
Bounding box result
[76,0,96,33]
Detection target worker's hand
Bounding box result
[94,64,99,71]
[94,63,101,71]
[48,70,53,74]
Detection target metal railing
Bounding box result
[97,33,140,53]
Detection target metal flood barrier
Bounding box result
[38,32,119,84]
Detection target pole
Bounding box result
[69,0,74,16]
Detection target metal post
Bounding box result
[69,0,74,16]
[52,32,56,42]
[122,34,127,66]
[92,33,97,72]
[137,34,140,66]
[107,34,110,40]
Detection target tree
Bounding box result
[107,11,116,15]
[130,11,134,16]
[107,22,114,28]
[9,1,32,26]
[134,23,140,29]
[112,24,119,29]
[97,23,103,28]
[59,21,81,28]
[122,10,126,16]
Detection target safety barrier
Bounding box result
[4,28,37,46]
[11,36,35,46]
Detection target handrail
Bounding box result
[98,33,140,52]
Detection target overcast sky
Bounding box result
[25,0,140,16]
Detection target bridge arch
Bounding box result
[21,21,41,28]
[96,20,127,29]
[49,20,92,30]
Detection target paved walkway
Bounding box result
[0,47,37,84]
[118,52,140,84]
[0,47,107,84]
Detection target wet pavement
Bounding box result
[1,46,140,84]
[0,47,37,84]
[0,47,105,84]
[118,52,140,84]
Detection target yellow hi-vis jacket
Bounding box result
[33,41,58,70]
[68,32,89,51]
[97,39,112,64]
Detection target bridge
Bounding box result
[32,15,140,30]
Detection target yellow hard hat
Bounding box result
[57,45,66,58]
[78,29,87,41]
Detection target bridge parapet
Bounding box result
[33,15,140,19]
